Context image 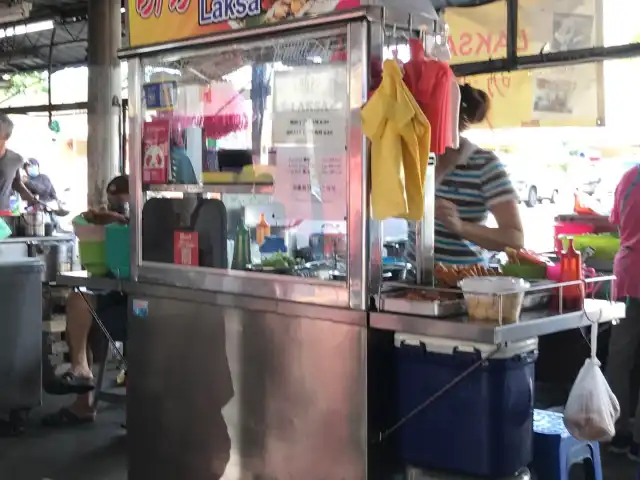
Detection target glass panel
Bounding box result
[445,2,508,65]
[139,28,349,281]
[448,0,639,63]
[459,62,602,129]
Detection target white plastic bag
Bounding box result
[564,357,621,441]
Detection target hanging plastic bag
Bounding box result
[563,318,620,441]
[563,358,620,441]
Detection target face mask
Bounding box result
[26,167,38,177]
[108,200,129,215]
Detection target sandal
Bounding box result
[44,371,95,396]
[42,407,95,427]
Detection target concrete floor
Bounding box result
[0,393,127,480]
[0,393,637,480]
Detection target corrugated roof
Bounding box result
[0,0,89,74]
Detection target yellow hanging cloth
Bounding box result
[361,59,431,221]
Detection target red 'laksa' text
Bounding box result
[448,29,530,58]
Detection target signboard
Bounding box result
[128,0,361,48]
[143,81,177,111]
[142,120,170,184]
[446,0,603,128]
[173,231,199,266]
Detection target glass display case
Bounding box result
[127,23,368,308]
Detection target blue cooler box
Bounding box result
[395,334,538,477]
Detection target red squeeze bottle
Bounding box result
[559,238,585,311]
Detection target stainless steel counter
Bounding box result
[56,271,130,292]
[370,299,625,343]
[1,234,75,244]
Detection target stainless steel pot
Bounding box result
[28,241,73,283]
[23,211,45,237]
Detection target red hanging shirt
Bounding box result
[403,38,453,155]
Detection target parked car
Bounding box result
[502,157,560,207]
[498,148,569,208]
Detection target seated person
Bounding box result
[43,175,129,427]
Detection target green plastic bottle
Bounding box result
[232,224,251,270]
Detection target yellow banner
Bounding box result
[445,0,602,128]
[127,0,361,48]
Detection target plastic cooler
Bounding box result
[395,334,538,477]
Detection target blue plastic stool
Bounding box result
[531,409,603,480]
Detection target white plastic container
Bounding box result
[459,276,530,325]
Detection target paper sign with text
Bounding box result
[173,231,199,266]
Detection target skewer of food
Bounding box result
[434,263,502,288]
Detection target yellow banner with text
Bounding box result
[445,0,602,128]
[127,0,361,48]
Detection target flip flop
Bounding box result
[42,408,95,427]
[44,372,95,396]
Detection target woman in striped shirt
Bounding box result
[434,84,524,265]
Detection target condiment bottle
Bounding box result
[232,224,251,270]
[559,237,585,311]
[256,213,270,246]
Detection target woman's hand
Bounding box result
[435,198,463,234]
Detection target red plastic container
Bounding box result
[553,222,594,253]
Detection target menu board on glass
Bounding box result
[272,64,348,220]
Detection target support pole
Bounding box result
[506,0,518,68]
[87,0,122,208]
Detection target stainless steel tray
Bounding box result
[522,280,554,310]
[379,291,466,318]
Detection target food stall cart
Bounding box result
[55,0,625,478]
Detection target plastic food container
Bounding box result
[460,276,530,325]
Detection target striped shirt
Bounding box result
[435,144,517,265]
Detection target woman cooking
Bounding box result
[433,84,524,265]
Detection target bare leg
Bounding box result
[65,291,95,378]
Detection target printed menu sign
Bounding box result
[272,111,346,147]
[274,146,346,221]
[273,64,347,112]
[272,64,348,148]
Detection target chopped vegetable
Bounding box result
[261,252,298,269]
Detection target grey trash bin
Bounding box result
[0,258,44,414]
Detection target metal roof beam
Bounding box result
[0,38,86,64]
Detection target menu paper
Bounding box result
[274,146,346,221]
[271,111,346,147]
[174,231,199,266]
[273,64,347,113]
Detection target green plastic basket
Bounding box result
[502,263,547,280]
[572,234,620,262]
[78,240,108,276]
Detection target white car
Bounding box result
[503,156,560,207]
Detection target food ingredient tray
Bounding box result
[521,280,554,310]
[378,280,554,318]
[378,288,465,318]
